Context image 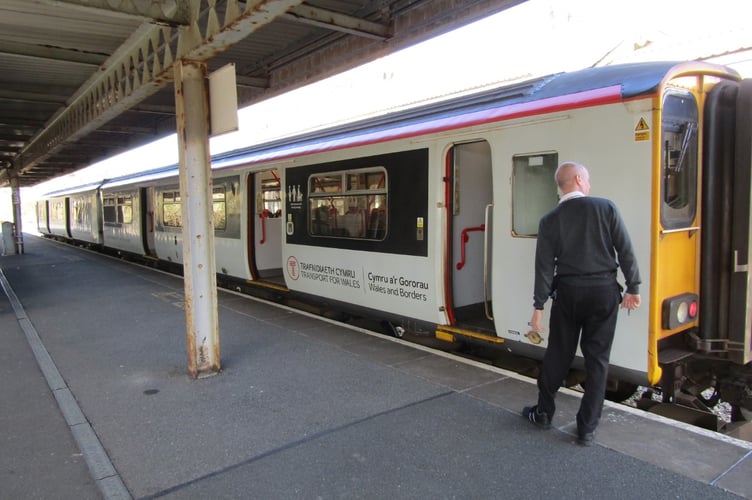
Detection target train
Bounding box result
[37,61,752,428]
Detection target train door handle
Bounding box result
[456,224,485,270]
[259,209,271,244]
[734,250,749,273]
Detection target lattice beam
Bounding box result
[14,0,304,176]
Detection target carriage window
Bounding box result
[512,153,559,236]
[308,167,387,240]
[213,186,227,230]
[163,191,182,227]
[661,91,698,229]
[103,194,132,226]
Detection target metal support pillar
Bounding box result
[10,174,23,254]
[174,60,220,378]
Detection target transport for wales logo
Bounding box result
[286,256,300,280]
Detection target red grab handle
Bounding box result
[456,224,485,270]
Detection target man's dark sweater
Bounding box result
[533,196,641,310]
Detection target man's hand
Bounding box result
[529,309,544,333]
[622,293,641,311]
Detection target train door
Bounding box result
[247,170,284,283]
[36,200,49,234]
[140,187,156,257]
[701,79,752,365]
[445,140,494,331]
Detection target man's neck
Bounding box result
[559,190,585,203]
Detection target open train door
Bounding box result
[702,79,752,365]
[247,170,284,284]
[445,140,494,331]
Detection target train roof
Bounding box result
[43,61,738,197]
[210,61,734,170]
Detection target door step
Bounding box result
[436,325,504,344]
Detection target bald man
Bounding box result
[523,161,641,446]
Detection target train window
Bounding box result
[661,91,698,229]
[213,186,227,230]
[308,167,388,240]
[162,191,182,227]
[103,194,133,226]
[512,153,559,236]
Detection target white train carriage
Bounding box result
[149,174,248,279]
[38,61,752,418]
[46,195,70,239]
[98,182,144,256]
[68,186,102,244]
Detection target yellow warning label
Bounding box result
[635,118,650,131]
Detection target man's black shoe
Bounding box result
[576,432,594,446]
[522,405,551,430]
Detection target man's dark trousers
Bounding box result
[536,281,622,434]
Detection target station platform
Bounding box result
[2,234,751,500]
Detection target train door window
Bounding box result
[212,186,227,230]
[262,174,282,216]
[661,91,698,229]
[308,167,387,240]
[51,200,65,222]
[511,153,558,236]
[103,196,116,224]
[73,199,83,225]
[118,195,133,224]
[103,194,132,226]
[163,190,182,227]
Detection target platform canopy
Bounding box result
[0,0,525,188]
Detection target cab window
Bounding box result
[661,91,698,229]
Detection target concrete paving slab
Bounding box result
[335,334,432,366]
[3,236,752,499]
[716,452,752,498]
[596,407,750,483]
[465,376,583,427]
[302,322,379,348]
[392,353,512,391]
[0,280,100,499]
[146,392,742,500]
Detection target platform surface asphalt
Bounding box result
[1,234,752,500]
